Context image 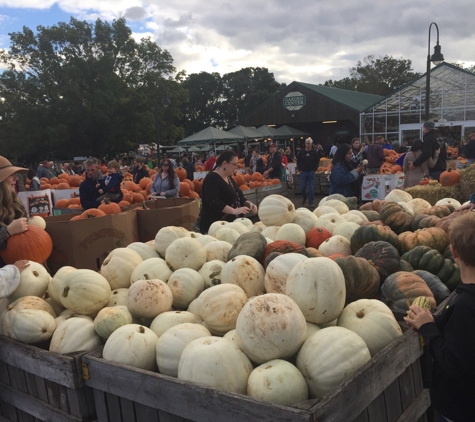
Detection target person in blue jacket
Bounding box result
[329,143,364,197]
[95,160,123,205]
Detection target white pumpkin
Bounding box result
[260,226,280,241]
[397,201,415,216]
[385,189,412,203]
[235,294,307,364]
[59,270,111,315]
[195,235,218,247]
[337,299,403,356]
[204,240,232,262]
[314,205,339,217]
[342,210,368,225]
[55,310,93,328]
[208,221,229,237]
[436,198,462,209]
[156,323,211,377]
[107,288,129,307]
[407,198,432,215]
[221,255,265,298]
[318,235,352,257]
[47,266,76,305]
[150,310,196,338]
[265,237,274,244]
[27,216,46,230]
[126,279,173,319]
[11,309,56,344]
[103,324,158,371]
[293,210,319,234]
[296,326,371,398]
[94,306,134,340]
[332,222,360,242]
[190,284,248,336]
[165,238,206,271]
[190,232,202,239]
[305,322,321,340]
[223,329,239,347]
[167,268,205,309]
[101,248,143,289]
[258,195,296,226]
[264,253,308,294]
[286,257,346,324]
[318,194,346,206]
[213,227,241,245]
[198,260,225,289]
[50,317,103,354]
[322,199,349,215]
[130,257,173,284]
[247,359,308,405]
[314,213,346,234]
[45,297,65,316]
[234,217,253,228]
[9,261,51,302]
[178,336,253,394]
[225,222,250,235]
[275,223,306,245]
[155,226,191,257]
[126,242,160,260]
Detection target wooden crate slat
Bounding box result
[119,398,136,421]
[83,352,313,422]
[16,408,35,422]
[396,389,431,422]
[366,393,388,422]
[135,403,159,422]
[383,379,403,422]
[92,390,109,422]
[24,372,39,398]
[0,414,15,422]
[302,330,423,422]
[44,379,62,410]
[158,410,187,422]
[0,399,19,422]
[6,365,28,392]
[398,364,417,412]
[105,393,122,421]
[352,408,370,422]
[0,335,84,389]
[67,386,96,419]
[33,375,49,403]
[0,380,83,422]
[0,361,10,384]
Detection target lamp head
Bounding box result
[162,93,170,108]
[431,43,444,65]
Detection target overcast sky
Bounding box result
[0,0,474,85]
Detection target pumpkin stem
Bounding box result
[139,326,145,333]
[62,286,70,298]
[356,309,365,318]
[144,273,150,280]
[42,328,47,333]
[33,271,39,277]
[103,198,111,204]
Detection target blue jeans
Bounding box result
[430,171,443,182]
[300,171,315,205]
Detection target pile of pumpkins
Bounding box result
[0,191,469,406]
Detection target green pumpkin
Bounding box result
[334,256,380,305]
[400,260,414,272]
[379,203,414,235]
[425,205,453,218]
[350,224,401,254]
[401,246,444,275]
[411,214,441,231]
[227,232,267,262]
[442,245,454,261]
[435,260,461,292]
[412,270,450,304]
[354,241,401,284]
[360,210,381,222]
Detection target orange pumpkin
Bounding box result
[175,168,187,181]
[239,185,250,190]
[50,177,60,185]
[56,199,70,208]
[56,182,71,190]
[122,181,140,192]
[68,177,81,187]
[80,209,107,219]
[179,182,191,196]
[193,179,202,194]
[132,193,145,203]
[439,168,460,187]
[234,174,245,186]
[118,200,131,208]
[252,172,264,182]
[0,225,53,264]
[59,173,69,180]
[98,198,121,215]
[139,177,152,190]
[306,227,332,249]
[69,197,81,205]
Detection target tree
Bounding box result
[0,17,185,162]
[323,55,422,96]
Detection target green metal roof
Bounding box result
[296,82,385,112]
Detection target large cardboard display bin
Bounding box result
[0,335,96,422]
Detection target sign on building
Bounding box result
[283,92,306,111]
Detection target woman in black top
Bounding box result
[199,151,258,234]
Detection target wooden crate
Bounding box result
[0,335,96,422]
[83,326,430,422]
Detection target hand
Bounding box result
[408,163,415,171]
[234,206,250,215]
[456,203,475,212]
[356,165,363,173]
[245,202,258,213]
[160,192,165,196]
[95,183,100,188]
[7,218,28,235]
[13,260,30,272]
[403,305,434,330]
[98,189,104,194]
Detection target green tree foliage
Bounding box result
[324,55,421,96]
[0,17,185,162]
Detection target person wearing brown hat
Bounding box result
[0,156,30,266]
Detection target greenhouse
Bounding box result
[360,63,475,146]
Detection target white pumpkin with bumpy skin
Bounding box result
[130,257,172,284]
[247,359,308,405]
[126,242,160,260]
[337,299,402,356]
[225,222,250,235]
[103,324,158,371]
[11,309,56,344]
[398,201,414,216]
[221,256,265,298]
[318,235,352,257]
[258,195,296,227]
[167,268,205,309]
[198,260,225,289]
[126,279,173,319]
[286,257,346,325]
[234,217,253,228]
[9,261,51,302]
[150,310,196,338]
[156,323,211,377]
[50,317,103,354]
[94,306,135,340]
[178,336,253,394]
[296,326,371,398]
[342,211,368,225]
[264,253,307,294]
[166,238,206,271]
[275,223,306,245]
[204,240,232,262]
[59,270,111,315]
[235,294,307,364]
[314,205,338,217]
[292,210,319,234]
[155,226,191,257]
[100,248,143,289]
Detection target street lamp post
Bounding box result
[155,93,171,166]
[425,22,444,121]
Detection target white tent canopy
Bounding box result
[177,126,243,146]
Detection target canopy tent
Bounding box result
[277,125,310,138]
[227,125,264,140]
[215,143,238,151]
[177,126,243,146]
[187,146,202,152]
[167,146,187,153]
[256,125,288,140]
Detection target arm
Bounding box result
[426,149,440,168]
[79,183,99,210]
[0,265,20,298]
[402,153,410,173]
[331,163,359,186]
[101,176,120,194]
[413,140,433,167]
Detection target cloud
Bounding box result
[124,6,147,21]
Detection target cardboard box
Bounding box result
[128,198,200,242]
[44,210,139,274]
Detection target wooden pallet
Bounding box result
[83,326,430,422]
[0,335,96,422]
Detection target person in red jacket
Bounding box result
[204,154,216,171]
